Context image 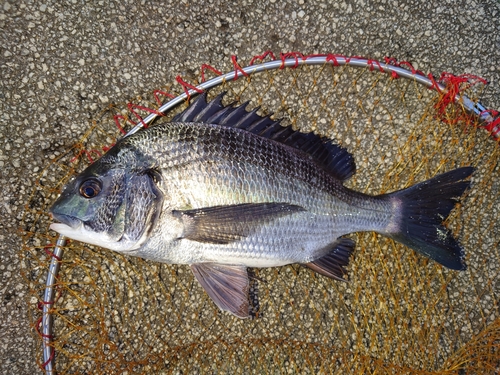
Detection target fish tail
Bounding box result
[383,166,474,270]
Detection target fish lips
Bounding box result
[50,211,83,229]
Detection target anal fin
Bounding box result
[191,263,250,318]
[303,238,355,282]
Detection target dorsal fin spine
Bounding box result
[171,92,356,181]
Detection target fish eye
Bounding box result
[79,178,102,199]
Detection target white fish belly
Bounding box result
[138,209,381,266]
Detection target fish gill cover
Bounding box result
[21,52,499,374]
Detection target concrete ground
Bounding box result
[1,0,499,373]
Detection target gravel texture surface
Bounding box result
[1,0,499,373]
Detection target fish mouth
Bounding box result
[49,213,85,239]
[50,212,83,229]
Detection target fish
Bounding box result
[50,92,474,318]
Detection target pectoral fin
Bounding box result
[173,202,304,244]
[191,263,250,318]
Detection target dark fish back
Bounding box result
[173,93,356,182]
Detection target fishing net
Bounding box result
[21,53,499,374]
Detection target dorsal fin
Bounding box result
[172,92,356,181]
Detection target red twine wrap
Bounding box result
[279,52,305,69]
[40,348,55,369]
[200,64,222,82]
[249,51,277,65]
[127,102,166,129]
[153,90,175,106]
[383,57,425,78]
[325,54,348,66]
[231,55,249,80]
[480,109,500,139]
[70,148,103,164]
[113,114,136,135]
[434,72,488,123]
[175,75,204,101]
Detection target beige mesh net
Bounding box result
[21,59,499,374]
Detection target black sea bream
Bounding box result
[50,93,474,318]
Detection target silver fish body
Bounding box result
[125,122,391,266]
[50,93,473,318]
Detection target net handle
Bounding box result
[41,236,65,374]
[42,55,499,373]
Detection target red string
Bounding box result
[246,52,432,83]
[44,245,62,261]
[69,149,103,163]
[400,61,424,76]
[303,53,327,59]
[249,51,277,65]
[37,300,53,309]
[433,73,487,119]
[279,52,305,69]
[366,59,384,73]
[346,56,383,72]
[113,114,135,135]
[478,109,496,120]
[41,347,55,369]
[79,51,500,150]
[35,314,56,369]
[102,144,115,152]
[427,73,442,93]
[153,90,175,106]
[428,72,489,127]
[175,75,204,100]
[231,55,249,80]
[200,64,222,82]
[384,57,398,65]
[489,119,500,139]
[440,72,487,87]
[127,102,166,129]
[383,57,400,78]
[325,54,348,66]
[479,109,500,138]
[383,57,426,78]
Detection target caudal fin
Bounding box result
[384,167,474,270]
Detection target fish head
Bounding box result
[49,151,163,252]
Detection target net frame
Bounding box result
[35,52,500,374]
